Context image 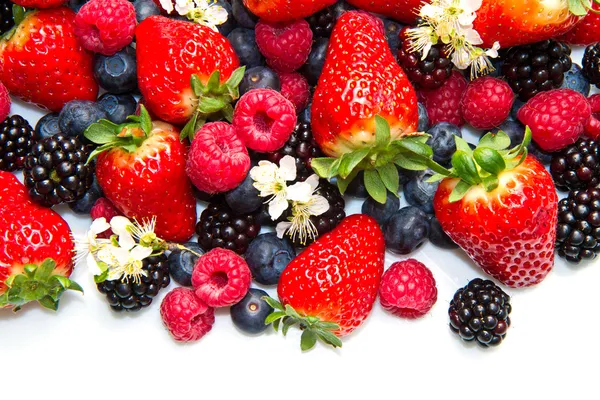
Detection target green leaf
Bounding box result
[264,311,286,325]
[126,115,141,123]
[478,131,511,150]
[315,321,340,331]
[452,151,481,185]
[225,66,246,90]
[338,148,370,179]
[403,134,430,144]
[206,70,221,92]
[190,74,205,96]
[281,317,297,336]
[38,296,58,311]
[84,122,118,144]
[449,180,473,202]
[394,138,433,158]
[394,155,428,171]
[121,143,138,153]
[94,268,109,283]
[180,113,199,141]
[300,330,318,351]
[198,97,226,114]
[87,141,121,163]
[311,158,337,178]
[336,169,359,195]
[426,173,447,183]
[454,136,473,155]
[12,5,26,25]
[482,175,500,192]
[474,147,506,175]
[272,319,280,332]
[364,169,387,204]
[569,0,589,15]
[315,330,343,348]
[139,105,152,136]
[284,304,301,319]
[261,296,284,311]
[377,163,399,194]
[222,103,234,122]
[374,115,391,148]
[34,259,55,281]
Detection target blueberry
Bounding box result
[227,28,264,69]
[491,120,524,146]
[58,100,108,138]
[560,63,590,97]
[362,192,400,227]
[69,0,89,12]
[216,0,235,36]
[240,66,280,96]
[417,102,429,132]
[346,171,368,198]
[404,170,438,214]
[133,0,160,23]
[509,98,525,121]
[93,47,137,94]
[168,242,205,287]
[398,167,423,186]
[225,172,262,215]
[97,93,137,124]
[301,100,312,123]
[528,141,553,165]
[301,37,328,87]
[245,233,295,285]
[230,288,274,334]
[426,122,462,165]
[382,19,403,57]
[231,0,258,28]
[429,215,458,249]
[35,113,62,140]
[384,206,431,254]
[68,176,103,214]
[332,0,355,17]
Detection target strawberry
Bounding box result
[242,0,337,22]
[84,106,197,243]
[432,128,558,288]
[12,0,67,8]
[0,7,98,112]
[558,2,600,46]
[346,0,422,24]
[136,16,244,139]
[0,171,30,208]
[265,214,385,350]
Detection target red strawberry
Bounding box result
[85,107,197,243]
[0,8,98,112]
[346,0,422,24]
[433,130,558,288]
[242,0,336,22]
[12,0,67,9]
[0,171,30,208]
[558,3,600,45]
[266,214,385,350]
[136,16,243,136]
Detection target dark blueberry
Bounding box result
[68,0,89,12]
[230,288,274,334]
[168,242,205,287]
[239,66,280,96]
[384,206,431,254]
[417,102,429,132]
[560,64,590,97]
[509,98,526,121]
[398,167,423,186]
[382,19,403,57]
[491,120,524,146]
[361,191,400,227]
[231,0,258,28]
[346,171,368,198]
[93,46,137,94]
[133,0,160,23]
[225,171,263,215]
[35,113,62,140]
[215,0,235,36]
[529,141,553,165]
[68,176,103,214]
[245,233,295,285]
[426,122,461,165]
[97,93,137,124]
[301,38,328,87]
[429,215,458,249]
[58,100,108,139]
[404,170,438,214]
[227,28,264,70]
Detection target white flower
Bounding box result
[406,26,437,60]
[74,217,111,271]
[485,41,501,59]
[469,41,501,79]
[451,44,472,69]
[175,0,196,15]
[110,216,136,251]
[106,245,152,283]
[250,156,297,220]
[184,0,228,31]
[159,0,174,13]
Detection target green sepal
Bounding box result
[473,147,506,175]
[374,115,391,148]
[478,131,511,151]
[569,0,591,15]
[364,169,387,204]
[180,113,199,141]
[311,157,338,179]
[452,151,481,185]
[338,148,370,179]
[449,180,472,202]
[377,164,399,195]
[454,136,474,155]
[336,169,359,195]
[139,105,153,135]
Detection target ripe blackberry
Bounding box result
[556,188,600,264]
[23,134,94,207]
[502,39,572,101]
[583,43,600,89]
[551,138,600,192]
[0,115,38,172]
[449,278,512,348]
[97,254,171,312]
[196,202,261,255]
[306,4,336,37]
[397,27,453,90]
[0,0,14,35]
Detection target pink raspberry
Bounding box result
[255,19,313,73]
[585,94,600,140]
[186,122,250,194]
[518,89,591,152]
[0,82,10,123]
[160,287,215,343]
[418,71,468,127]
[277,72,310,112]
[379,259,438,319]
[90,197,123,238]
[192,248,252,308]
[460,77,514,130]
[74,0,136,56]
[233,89,296,152]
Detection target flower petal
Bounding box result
[159,0,174,13]
[276,221,292,239]
[279,155,297,182]
[286,181,313,203]
[304,174,320,192]
[130,245,153,262]
[87,253,103,276]
[307,195,330,216]
[90,218,110,235]
[268,195,289,220]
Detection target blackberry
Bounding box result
[550,138,600,192]
[582,43,600,89]
[556,188,600,264]
[0,115,38,172]
[306,5,336,37]
[449,279,512,348]
[23,134,93,207]
[196,202,261,255]
[0,0,13,35]
[502,39,572,101]
[265,120,322,182]
[97,254,170,312]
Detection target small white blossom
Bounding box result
[106,245,153,283]
[159,0,174,13]
[250,156,297,220]
[175,0,196,15]
[180,0,228,31]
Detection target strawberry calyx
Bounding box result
[180,66,246,141]
[569,0,600,15]
[2,5,27,41]
[262,296,343,351]
[0,258,83,312]
[84,105,154,162]
[427,127,533,202]
[312,115,452,204]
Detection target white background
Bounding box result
[2,47,599,399]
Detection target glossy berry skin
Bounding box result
[0,82,9,123]
[0,8,98,112]
[418,71,467,127]
[245,233,295,285]
[35,113,62,140]
[68,176,103,214]
[383,19,402,57]
[186,122,250,194]
[0,115,37,172]
[560,64,591,97]
[277,72,310,112]
[161,287,215,342]
[168,242,204,287]
[97,93,137,124]
[0,170,31,207]
[133,0,160,23]
[0,0,14,35]
[12,0,68,8]
[239,66,280,96]
[417,103,429,132]
[384,206,430,255]
[225,172,263,215]
[255,19,313,73]
[585,94,600,140]
[242,0,336,22]
[231,288,274,334]
[361,191,400,227]
[136,16,239,124]
[404,171,438,214]
[227,28,264,69]
[583,43,600,89]
[96,121,196,242]
[379,259,437,319]
[312,12,418,158]
[558,2,600,46]
[232,0,257,28]
[192,248,252,308]
[93,47,138,94]
[58,100,107,138]
[301,37,328,87]
[435,156,558,288]
[461,77,514,130]
[550,139,600,192]
[278,214,385,336]
[426,122,461,165]
[346,0,420,24]
[429,215,458,249]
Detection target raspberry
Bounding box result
[191,248,252,308]
[255,19,313,73]
[379,259,438,319]
[460,77,514,130]
[90,197,123,238]
[277,72,310,112]
[232,89,297,152]
[517,89,591,152]
[186,122,251,194]
[585,94,600,140]
[418,71,468,127]
[160,287,215,342]
[0,82,9,123]
[74,0,136,56]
